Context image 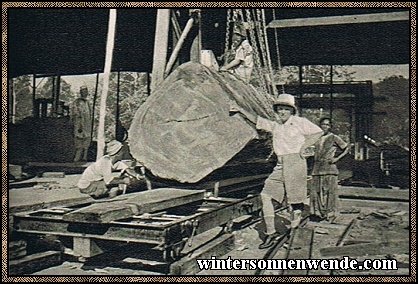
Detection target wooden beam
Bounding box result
[9,251,62,275]
[164,17,195,76]
[268,12,409,29]
[336,218,358,247]
[282,227,314,275]
[338,186,409,202]
[151,9,170,92]
[320,240,409,257]
[169,233,234,275]
[190,9,201,63]
[97,9,117,159]
[63,188,205,223]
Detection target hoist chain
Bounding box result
[253,9,270,84]
[223,9,232,59]
[243,9,268,93]
[256,9,278,97]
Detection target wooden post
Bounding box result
[164,17,195,77]
[115,70,121,138]
[190,9,201,63]
[330,65,334,120]
[97,9,117,159]
[171,10,181,70]
[53,75,61,116]
[151,9,170,93]
[73,237,103,258]
[9,78,15,123]
[90,72,100,140]
[32,73,36,117]
[298,65,303,115]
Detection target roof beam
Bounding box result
[268,11,409,29]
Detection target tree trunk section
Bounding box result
[129,62,275,183]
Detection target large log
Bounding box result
[129,62,275,183]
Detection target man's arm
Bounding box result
[300,131,323,159]
[220,58,241,71]
[229,101,257,124]
[331,137,351,163]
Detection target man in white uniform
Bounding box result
[230,93,323,249]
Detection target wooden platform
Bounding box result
[63,188,206,223]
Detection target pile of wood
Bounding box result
[8,238,63,275]
[129,62,276,184]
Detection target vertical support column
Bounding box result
[90,73,100,140]
[9,78,15,123]
[32,74,37,117]
[190,9,201,63]
[115,70,121,138]
[73,237,103,258]
[53,75,61,116]
[151,9,170,93]
[298,65,303,115]
[330,65,334,120]
[97,9,117,159]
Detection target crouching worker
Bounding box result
[77,140,140,199]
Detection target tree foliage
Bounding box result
[372,75,409,148]
[10,75,33,123]
[92,72,149,140]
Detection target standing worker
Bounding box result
[70,85,92,162]
[220,23,254,83]
[230,93,323,249]
[310,117,350,222]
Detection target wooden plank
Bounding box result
[338,186,409,202]
[282,227,314,275]
[63,188,205,223]
[268,12,409,29]
[336,218,358,246]
[320,241,409,257]
[339,198,409,212]
[10,196,93,214]
[9,240,27,260]
[41,172,65,178]
[9,251,62,275]
[169,233,235,275]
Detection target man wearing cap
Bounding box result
[70,85,92,162]
[230,93,323,249]
[220,23,254,83]
[77,140,138,199]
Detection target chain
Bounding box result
[254,9,272,94]
[252,9,271,94]
[243,9,267,93]
[260,9,278,97]
[223,9,232,59]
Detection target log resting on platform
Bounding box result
[129,62,276,183]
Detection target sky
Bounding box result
[349,64,409,82]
